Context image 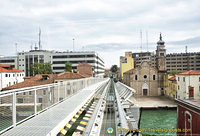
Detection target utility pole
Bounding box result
[73,38,75,52]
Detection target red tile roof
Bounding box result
[178,70,200,75]
[169,76,176,81]
[0,64,24,73]
[2,74,57,90]
[56,72,86,79]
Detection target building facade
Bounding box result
[176,70,200,99]
[164,75,177,99]
[123,61,159,96]
[0,64,24,91]
[120,52,134,80]
[0,56,18,69]
[52,51,104,77]
[77,62,94,77]
[1,50,105,77]
[175,99,200,136]
[133,52,200,73]
[123,34,167,96]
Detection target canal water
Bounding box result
[140,109,177,136]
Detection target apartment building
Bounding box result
[166,52,200,72]
[132,52,200,73]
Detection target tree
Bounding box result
[65,62,72,72]
[110,65,118,73]
[169,70,181,76]
[30,62,52,76]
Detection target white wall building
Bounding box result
[0,64,25,91]
[176,70,200,99]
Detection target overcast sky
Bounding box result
[0,0,200,68]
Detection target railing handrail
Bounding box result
[0,77,96,96]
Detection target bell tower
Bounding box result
[156,33,166,71]
[156,33,167,95]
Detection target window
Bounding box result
[199,77,200,82]
[23,92,26,95]
[135,75,138,80]
[144,75,147,79]
[29,91,32,95]
[153,75,156,80]
[183,77,185,82]
[178,77,180,81]
[178,85,180,90]
[39,98,43,103]
[43,90,46,95]
[17,98,23,103]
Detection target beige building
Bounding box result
[124,61,159,96]
[176,70,200,99]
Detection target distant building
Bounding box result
[0,64,24,91]
[123,33,167,96]
[0,56,18,69]
[176,70,200,99]
[132,51,200,73]
[176,99,200,135]
[11,49,104,77]
[120,51,134,80]
[164,75,177,99]
[123,61,159,96]
[77,62,94,77]
[52,51,104,77]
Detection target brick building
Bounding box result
[77,62,94,77]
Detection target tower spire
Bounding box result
[160,32,162,41]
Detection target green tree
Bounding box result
[110,65,118,73]
[30,62,52,76]
[169,70,181,76]
[65,62,72,72]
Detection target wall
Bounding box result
[177,75,200,99]
[120,56,134,80]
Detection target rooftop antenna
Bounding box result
[140,29,143,52]
[146,30,149,52]
[15,43,18,55]
[73,38,75,52]
[186,46,190,71]
[38,27,41,50]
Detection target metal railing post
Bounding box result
[58,83,60,102]
[34,89,37,114]
[48,86,50,107]
[64,83,67,98]
[12,92,16,127]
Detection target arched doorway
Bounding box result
[142,83,149,96]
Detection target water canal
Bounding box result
[140,109,177,135]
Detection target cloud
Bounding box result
[0,0,200,68]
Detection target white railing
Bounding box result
[0,77,105,134]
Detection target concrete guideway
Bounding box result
[2,79,109,136]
